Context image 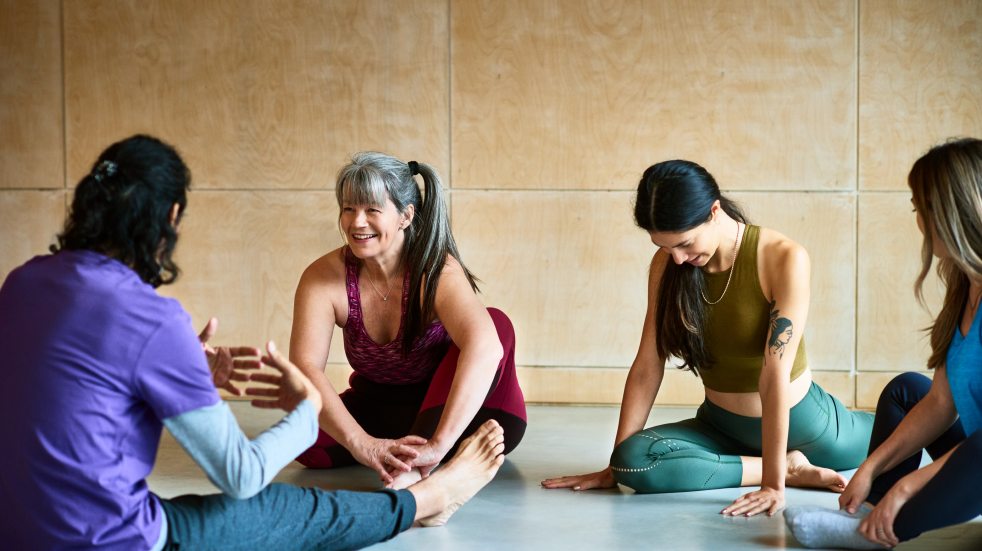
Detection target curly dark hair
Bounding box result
[51,135,190,287]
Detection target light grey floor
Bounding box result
[149,404,981,550]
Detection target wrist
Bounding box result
[855,462,878,481]
[343,428,373,452]
[425,436,452,456]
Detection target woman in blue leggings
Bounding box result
[787,138,982,549]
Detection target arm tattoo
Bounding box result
[767,300,793,359]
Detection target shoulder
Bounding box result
[433,254,476,293]
[757,227,809,276]
[441,253,466,277]
[297,247,347,291]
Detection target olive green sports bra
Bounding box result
[698,225,807,392]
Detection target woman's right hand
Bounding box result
[246,341,323,414]
[351,434,427,485]
[541,466,617,491]
[839,466,873,514]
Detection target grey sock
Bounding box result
[784,505,886,550]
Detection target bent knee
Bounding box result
[487,307,514,335]
[881,372,931,401]
[609,432,707,493]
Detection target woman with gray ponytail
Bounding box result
[290,152,526,523]
[544,159,872,519]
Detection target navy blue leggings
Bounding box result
[867,373,982,542]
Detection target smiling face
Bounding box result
[649,221,721,267]
[339,195,413,260]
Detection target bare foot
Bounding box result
[409,420,505,527]
[386,468,423,490]
[785,450,847,493]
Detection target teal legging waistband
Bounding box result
[609,382,873,494]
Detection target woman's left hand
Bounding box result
[721,486,785,517]
[858,488,905,548]
[198,318,261,395]
[394,441,448,478]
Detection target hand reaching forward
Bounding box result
[403,441,447,478]
[246,341,323,414]
[721,486,785,517]
[351,434,427,485]
[858,487,905,548]
[839,466,873,514]
[541,467,617,491]
[198,317,261,396]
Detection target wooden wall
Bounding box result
[2,0,980,408]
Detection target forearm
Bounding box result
[862,392,957,478]
[614,363,663,446]
[303,366,369,450]
[428,341,502,452]
[164,400,318,499]
[892,442,960,499]
[759,371,790,491]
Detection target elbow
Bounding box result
[223,479,263,500]
[469,337,503,369]
[224,485,260,500]
[220,466,266,500]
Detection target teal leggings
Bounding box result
[610,382,874,493]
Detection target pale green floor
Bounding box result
[149,404,982,550]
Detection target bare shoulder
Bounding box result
[298,246,347,294]
[757,227,809,274]
[756,227,810,300]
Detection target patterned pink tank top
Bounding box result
[342,248,452,384]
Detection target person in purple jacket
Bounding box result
[0,134,506,550]
[786,138,982,549]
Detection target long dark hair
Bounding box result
[908,138,982,369]
[634,160,748,373]
[51,135,190,287]
[336,152,478,355]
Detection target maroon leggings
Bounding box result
[296,308,527,468]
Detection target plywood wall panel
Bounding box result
[859,0,982,190]
[857,193,944,371]
[0,0,63,189]
[159,191,346,362]
[452,190,652,367]
[733,191,856,372]
[0,191,64,280]
[452,0,856,191]
[64,0,449,190]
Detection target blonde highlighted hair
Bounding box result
[908,138,982,369]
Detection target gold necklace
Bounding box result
[366,271,392,302]
[701,222,742,305]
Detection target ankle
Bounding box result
[408,479,449,520]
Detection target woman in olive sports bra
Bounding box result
[542,160,873,518]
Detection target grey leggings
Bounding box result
[610,382,874,493]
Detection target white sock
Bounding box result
[784,504,887,550]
